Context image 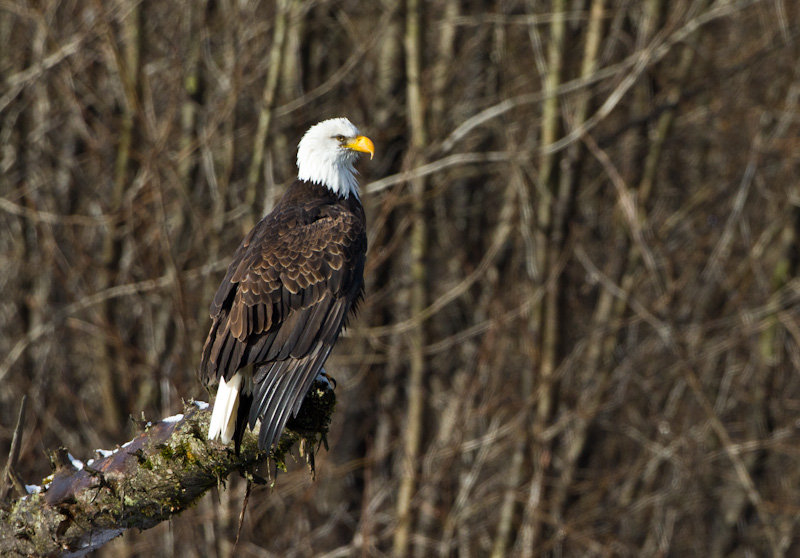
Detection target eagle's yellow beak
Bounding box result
[346,135,375,160]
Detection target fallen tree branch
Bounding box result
[0,382,335,558]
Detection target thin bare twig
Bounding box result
[0,396,27,501]
[582,132,664,294]
[365,152,512,194]
[0,196,116,227]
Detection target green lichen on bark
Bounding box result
[0,383,335,558]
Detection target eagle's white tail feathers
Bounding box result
[208,373,242,444]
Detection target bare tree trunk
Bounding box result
[412,3,459,553]
[393,0,427,555]
[356,8,403,551]
[533,0,565,425]
[544,0,607,531]
[498,1,567,554]
[245,0,289,220]
[93,0,143,434]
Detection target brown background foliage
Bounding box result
[2,0,799,556]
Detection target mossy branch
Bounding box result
[0,382,335,558]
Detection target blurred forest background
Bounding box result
[2,0,800,556]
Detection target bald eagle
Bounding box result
[200,118,373,452]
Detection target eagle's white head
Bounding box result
[296,117,374,199]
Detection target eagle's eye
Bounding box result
[334,134,346,143]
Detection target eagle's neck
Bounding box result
[296,151,360,200]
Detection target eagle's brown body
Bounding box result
[200,179,366,451]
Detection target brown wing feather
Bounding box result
[199,181,366,451]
